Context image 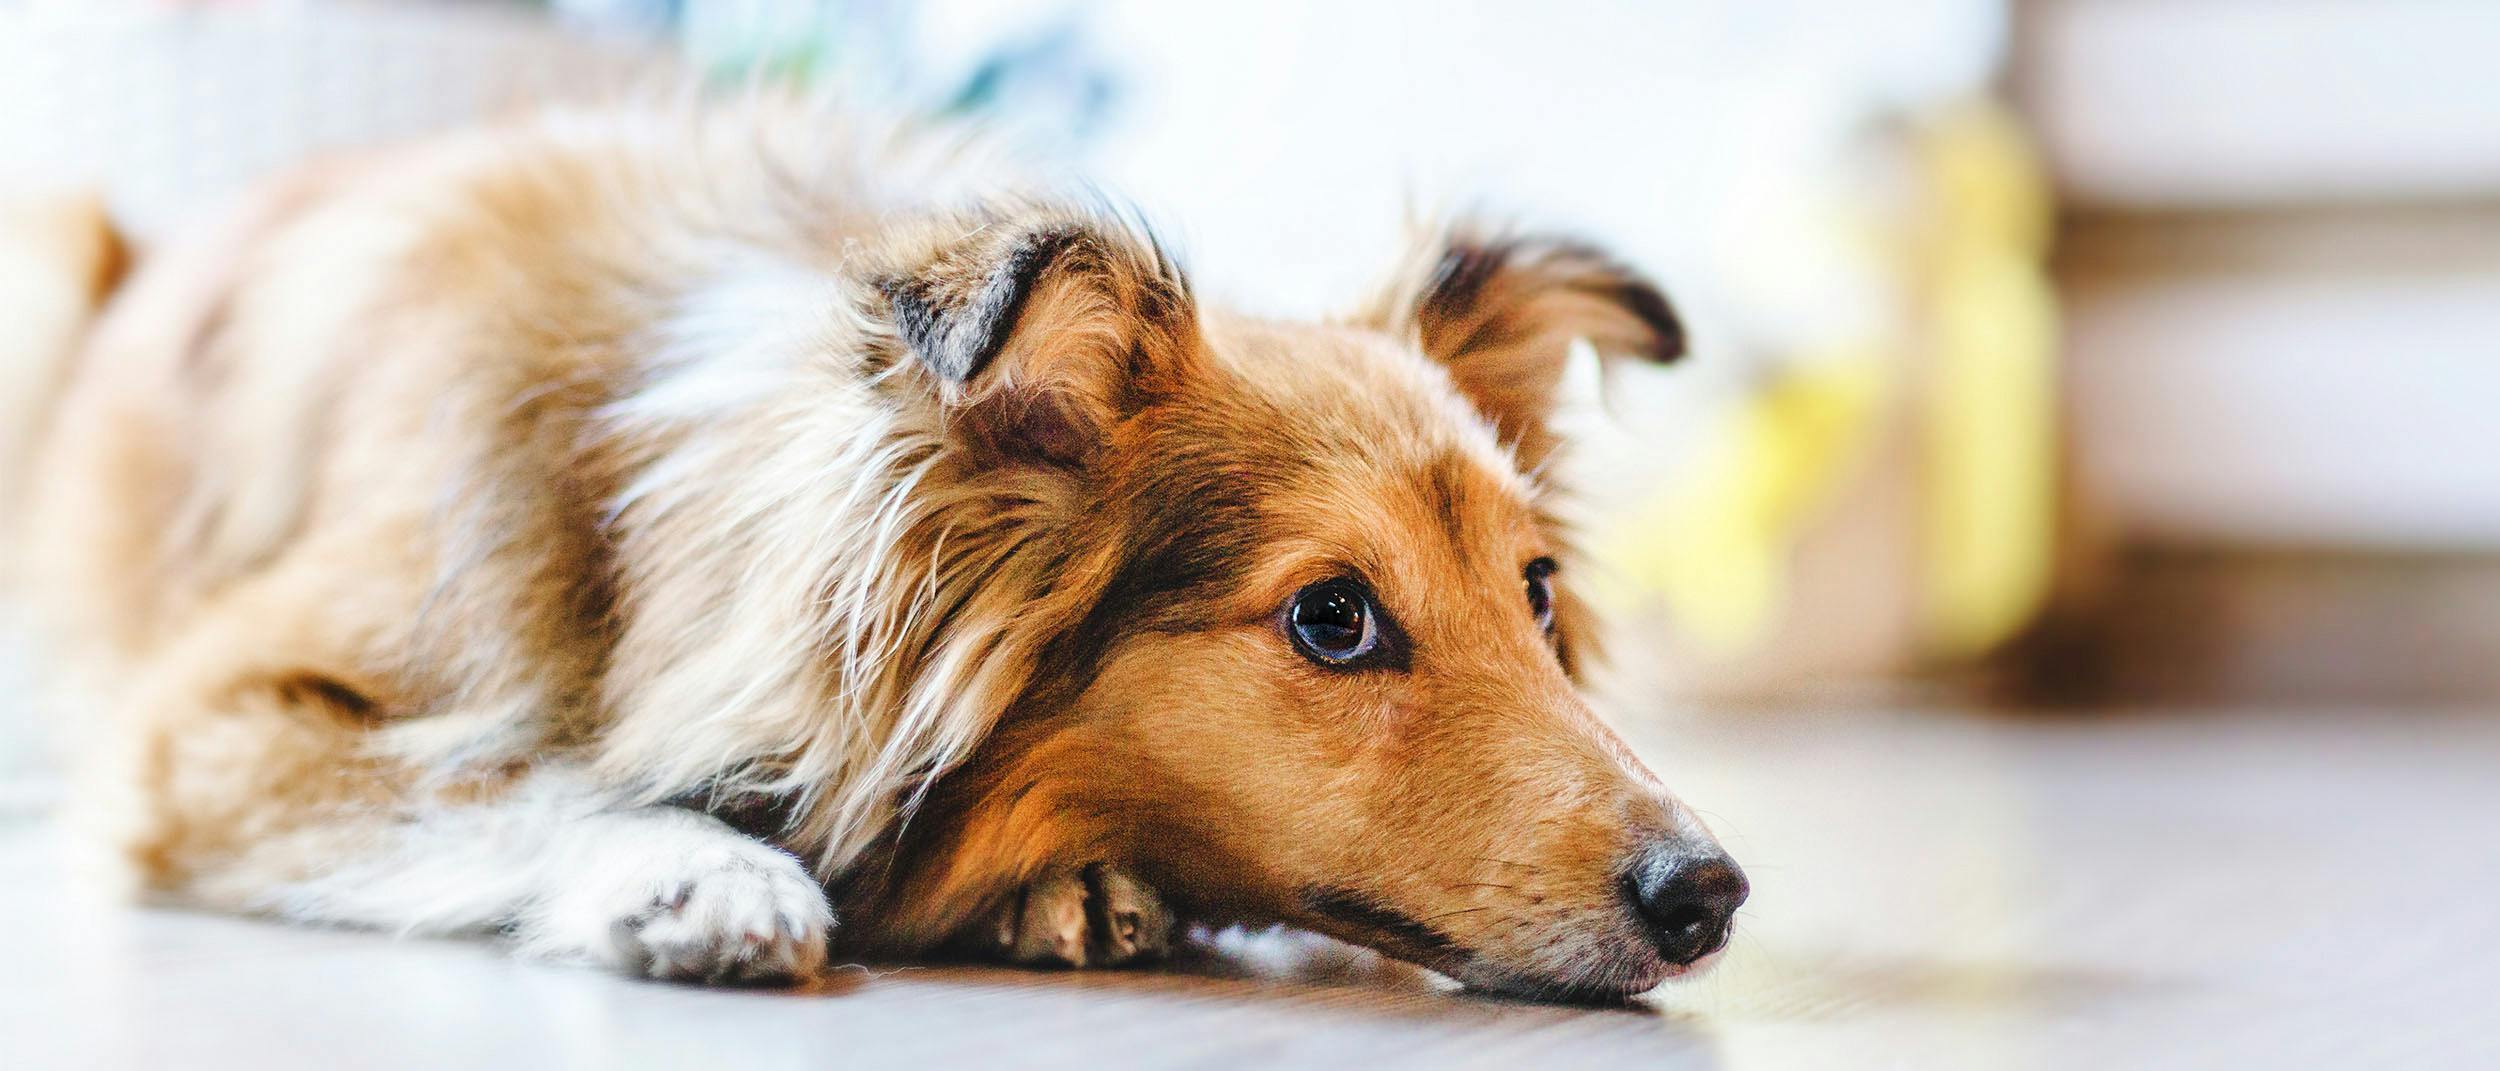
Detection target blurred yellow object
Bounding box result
[1607,100,2057,667]
[1916,103,2058,659]
[1601,355,1886,654]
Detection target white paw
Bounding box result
[608,846,833,984]
[523,821,834,986]
[973,862,1174,969]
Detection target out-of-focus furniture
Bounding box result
[2012,0,2500,701]
[2018,0,2500,550]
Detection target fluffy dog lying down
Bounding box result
[0,98,1745,1002]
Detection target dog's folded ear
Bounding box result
[872,209,1198,467]
[1359,225,1684,468]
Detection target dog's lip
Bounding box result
[1296,886,1472,970]
[1455,930,1728,1003]
[1295,885,1733,1002]
[1454,955,1674,1004]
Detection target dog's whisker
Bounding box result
[1471,857,1544,873]
[1419,905,1495,925]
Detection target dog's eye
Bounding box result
[1287,579,1382,666]
[1525,557,1558,632]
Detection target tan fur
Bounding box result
[4,96,1732,1000]
[0,192,126,575]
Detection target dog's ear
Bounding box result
[874,211,1197,466]
[1359,225,1684,468]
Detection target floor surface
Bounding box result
[4,698,2496,1069]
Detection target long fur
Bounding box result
[5,93,1733,1001]
[0,193,124,580]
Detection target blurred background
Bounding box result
[2,2,2496,1065]
[6,0,2496,711]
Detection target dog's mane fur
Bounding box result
[434,102,1200,880]
[596,220,1185,880]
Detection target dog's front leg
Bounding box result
[965,862,1176,968]
[225,769,835,985]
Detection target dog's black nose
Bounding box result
[1626,845,1748,965]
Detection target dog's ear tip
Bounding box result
[870,210,1199,464]
[880,214,1188,389]
[1616,278,1688,364]
[881,282,977,383]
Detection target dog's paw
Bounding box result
[602,845,834,985]
[976,862,1174,969]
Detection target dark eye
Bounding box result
[1287,579,1382,666]
[1525,557,1558,632]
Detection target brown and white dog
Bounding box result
[0,99,1743,1002]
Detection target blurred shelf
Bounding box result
[2052,204,2500,550]
[2015,549,2500,705]
[2014,0,2500,211]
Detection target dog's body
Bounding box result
[1,98,1743,1000]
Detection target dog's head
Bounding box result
[865,207,1742,1001]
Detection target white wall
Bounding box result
[917,0,2008,514]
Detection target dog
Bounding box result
[0,97,1744,1002]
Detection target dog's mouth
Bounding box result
[1297,885,1709,1004]
[1454,946,1724,1005]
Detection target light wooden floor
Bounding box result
[5,696,2497,1068]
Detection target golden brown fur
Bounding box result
[2,97,1738,1000]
